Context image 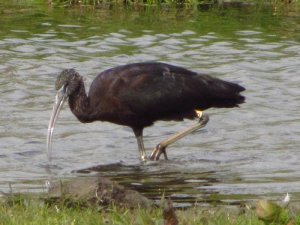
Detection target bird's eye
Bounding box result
[63,84,68,93]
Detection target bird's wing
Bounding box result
[89,62,245,122]
[116,63,206,119]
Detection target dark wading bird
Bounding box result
[47,62,245,161]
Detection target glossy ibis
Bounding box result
[47,62,245,161]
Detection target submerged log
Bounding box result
[47,176,153,209]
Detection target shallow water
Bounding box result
[1,2,300,206]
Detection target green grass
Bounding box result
[47,0,299,7]
[0,205,254,225]
[0,198,161,225]
[0,195,287,225]
[2,194,300,225]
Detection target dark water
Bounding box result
[1,1,300,206]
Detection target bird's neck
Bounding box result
[68,81,93,123]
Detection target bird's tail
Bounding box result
[198,75,245,109]
[211,79,245,108]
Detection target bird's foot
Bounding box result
[140,154,148,162]
[150,144,168,161]
[148,114,209,161]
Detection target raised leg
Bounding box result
[150,113,209,160]
[133,128,147,161]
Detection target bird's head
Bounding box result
[47,69,82,160]
[55,68,81,97]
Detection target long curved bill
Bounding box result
[47,87,67,161]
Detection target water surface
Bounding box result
[1,2,300,206]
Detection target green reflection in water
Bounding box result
[1,0,299,41]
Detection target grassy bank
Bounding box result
[0,198,260,225]
[24,0,300,18]
[40,0,300,8]
[1,195,299,225]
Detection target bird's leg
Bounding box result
[132,128,147,161]
[150,112,209,160]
